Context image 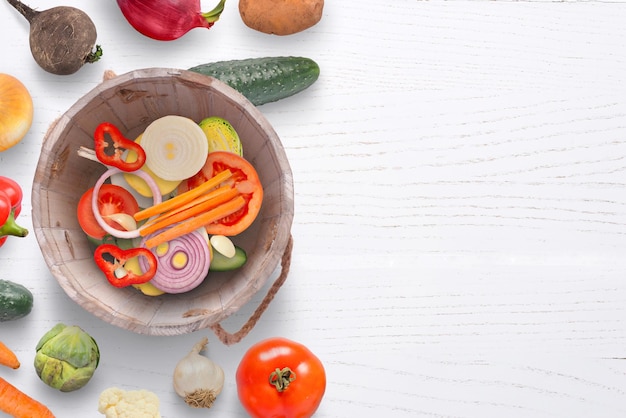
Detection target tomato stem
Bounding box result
[269,367,296,392]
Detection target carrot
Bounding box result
[0,376,55,418]
[139,186,239,237]
[0,341,19,369]
[144,195,246,248]
[134,169,232,221]
[142,184,235,228]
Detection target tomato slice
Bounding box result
[180,151,263,236]
[77,184,140,239]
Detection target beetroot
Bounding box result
[7,0,102,75]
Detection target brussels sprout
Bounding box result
[34,323,100,392]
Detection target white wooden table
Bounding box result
[1,0,626,416]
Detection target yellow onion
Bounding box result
[0,74,33,151]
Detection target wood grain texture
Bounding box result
[1,0,626,417]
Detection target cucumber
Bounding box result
[210,245,248,272]
[0,279,33,322]
[189,56,320,106]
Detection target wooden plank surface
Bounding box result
[1,1,626,417]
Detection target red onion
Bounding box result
[116,0,226,41]
[139,229,211,294]
[92,167,162,239]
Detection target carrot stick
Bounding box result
[144,195,246,248]
[0,376,55,418]
[139,186,239,237]
[0,341,19,369]
[134,169,232,221]
[142,185,235,227]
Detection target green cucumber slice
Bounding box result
[210,245,247,271]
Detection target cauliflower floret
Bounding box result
[98,387,161,418]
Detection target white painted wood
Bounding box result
[1,0,626,417]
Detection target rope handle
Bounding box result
[210,234,293,345]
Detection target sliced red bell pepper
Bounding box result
[94,122,146,172]
[94,244,157,288]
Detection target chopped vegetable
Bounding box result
[181,151,263,237]
[209,235,236,258]
[91,168,162,239]
[199,116,243,156]
[236,337,326,418]
[94,122,146,172]
[239,0,324,35]
[140,115,208,182]
[79,115,257,299]
[125,256,165,296]
[116,0,225,41]
[122,134,182,198]
[98,387,161,418]
[144,195,246,249]
[209,244,247,272]
[78,184,140,240]
[7,0,102,75]
[0,340,20,369]
[94,244,158,288]
[134,169,232,222]
[139,185,239,237]
[34,324,100,392]
[0,376,55,418]
[110,172,156,209]
[0,73,33,151]
[139,229,211,294]
[103,213,138,233]
[173,336,224,408]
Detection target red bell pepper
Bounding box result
[0,176,22,218]
[0,176,28,248]
[94,122,146,172]
[0,192,11,227]
[94,244,157,288]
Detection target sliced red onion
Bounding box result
[139,229,211,294]
[92,167,162,239]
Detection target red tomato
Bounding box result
[236,337,326,418]
[77,184,140,239]
[181,151,263,236]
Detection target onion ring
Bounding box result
[141,115,208,181]
[91,167,162,239]
[139,229,211,294]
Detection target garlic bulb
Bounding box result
[173,337,225,408]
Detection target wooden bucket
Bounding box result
[32,68,294,338]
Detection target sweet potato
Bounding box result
[239,0,324,36]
